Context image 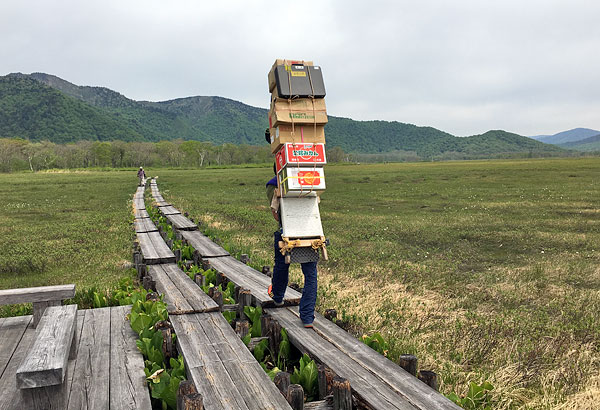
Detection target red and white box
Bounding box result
[275,143,326,173]
[278,166,326,196]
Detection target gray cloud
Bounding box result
[1,0,599,136]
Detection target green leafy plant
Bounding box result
[244,305,262,337]
[222,310,236,324]
[447,381,495,409]
[290,354,318,401]
[253,339,269,363]
[129,298,168,334]
[360,332,389,356]
[278,328,291,370]
[145,363,185,410]
[136,329,164,366]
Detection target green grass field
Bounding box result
[1,158,598,408]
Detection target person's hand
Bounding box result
[271,208,280,222]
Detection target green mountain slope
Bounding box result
[0,75,143,142]
[0,72,566,158]
[559,134,600,151]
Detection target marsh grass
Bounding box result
[155,158,599,408]
[1,159,598,408]
[0,170,138,293]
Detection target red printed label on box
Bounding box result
[297,170,321,185]
[275,143,326,173]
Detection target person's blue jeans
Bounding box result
[272,230,318,325]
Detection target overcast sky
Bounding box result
[1,0,599,137]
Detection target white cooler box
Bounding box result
[280,195,324,238]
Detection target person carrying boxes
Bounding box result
[266,162,318,328]
[265,58,328,329]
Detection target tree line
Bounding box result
[0,138,352,173]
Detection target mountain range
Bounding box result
[530,128,600,151]
[0,72,571,158]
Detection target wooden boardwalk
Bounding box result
[134,217,158,234]
[266,307,459,409]
[148,264,219,315]
[171,312,292,410]
[207,256,302,307]
[137,231,175,264]
[131,180,460,409]
[0,306,151,410]
[181,230,230,258]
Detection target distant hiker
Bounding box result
[266,164,318,329]
[137,167,146,186]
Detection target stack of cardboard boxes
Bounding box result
[267,59,328,198]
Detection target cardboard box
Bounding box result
[270,125,326,153]
[269,106,328,128]
[274,65,326,99]
[271,96,326,112]
[275,143,326,173]
[279,166,326,197]
[268,59,313,92]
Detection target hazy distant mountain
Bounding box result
[559,133,600,151]
[532,128,600,144]
[0,72,565,158]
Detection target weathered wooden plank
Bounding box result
[304,400,333,410]
[209,256,301,307]
[205,313,293,410]
[170,315,231,410]
[134,208,149,219]
[165,213,197,231]
[0,316,32,379]
[160,264,219,313]
[65,310,85,401]
[16,304,77,389]
[171,313,292,410]
[149,265,195,314]
[0,321,36,410]
[147,231,176,263]
[134,218,158,234]
[172,313,274,410]
[298,308,459,409]
[138,232,160,264]
[159,205,181,216]
[0,285,76,306]
[67,307,111,410]
[110,305,152,410]
[180,231,230,258]
[133,198,145,210]
[265,307,418,410]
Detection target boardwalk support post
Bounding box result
[418,370,438,391]
[332,376,352,410]
[399,354,418,376]
[177,380,204,410]
[286,384,304,410]
[238,289,252,321]
[318,364,335,400]
[324,309,337,322]
[274,371,291,396]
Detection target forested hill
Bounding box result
[0,73,564,158]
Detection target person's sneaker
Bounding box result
[303,323,314,329]
[268,285,284,306]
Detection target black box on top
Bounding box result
[274,65,326,99]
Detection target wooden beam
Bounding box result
[0,285,76,306]
[16,304,77,389]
